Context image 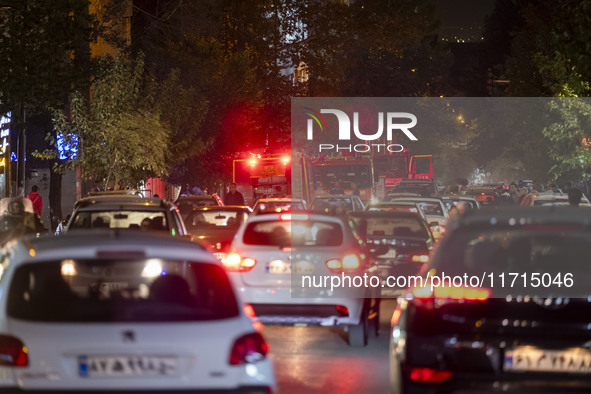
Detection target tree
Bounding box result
[48,53,176,190]
[0,0,95,194]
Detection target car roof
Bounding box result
[245,212,346,224]
[349,211,423,220]
[387,197,443,203]
[256,198,303,203]
[74,196,172,209]
[452,206,591,229]
[11,231,213,267]
[193,205,252,212]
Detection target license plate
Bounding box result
[78,355,178,378]
[267,260,290,274]
[266,260,314,274]
[505,348,591,373]
[213,252,226,261]
[378,249,397,259]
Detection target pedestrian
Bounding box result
[567,188,583,206]
[517,188,528,204]
[508,183,519,203]
[351,182,360,197]
[224,183,245,205]
[27,185,43,217]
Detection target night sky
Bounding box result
[435,0,496,41]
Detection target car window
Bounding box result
[186,210,247,229]
[433,227,591,277]
[176,199,216,217]
[243,220,343,247]
[70,211,169,232]
[254,201,301,214]
[415,202,443,216]
[311,198,353,212]
[351,217,429,239]
[7,260,239,322]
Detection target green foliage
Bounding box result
[51,53,173,189]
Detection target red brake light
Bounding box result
[223,254,257,272]
[325,254,361,273]
[335,305,349,316]
[229,333,269,365]
[249,159,257,166]
[243,304,256,319]
[0,335,28,367]
[409,367,452,383]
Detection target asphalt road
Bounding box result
[263,299,396,394]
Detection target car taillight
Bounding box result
[410,254,430,263]
[229,333,269,365]
[0,335,28,367]
[325,254,360,273]
[243,304,264,332]
[412,284,491,301]
[409,367,452,383]
[223,254,256,272]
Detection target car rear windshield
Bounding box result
[7,259,239,322]
[243,220,343,247]
[351,216,429,239]
[186,210,248,230]
[176,199,216,217]
[311,198,353,211]
[433,226,591,276]
[255,201,305,213]
[70,211,169,232]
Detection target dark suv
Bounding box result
[390,207,591,394]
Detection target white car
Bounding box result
[386,197,449,240]
[224,212,380,347]
[0,231,275,393]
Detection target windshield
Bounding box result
[70,210,169,232]
[243,220,343,247]
[312,163,371,189]
[186,210,248,230]
[7,259,239,322]
[311,197,353,212]
[351,216,429,239]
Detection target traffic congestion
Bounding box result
[0,172,589,393]
[1,0,591,393]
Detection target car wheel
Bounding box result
[348,305,369,347]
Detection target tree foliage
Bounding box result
[49,53,185,189]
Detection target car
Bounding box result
[348,211,434,297]
[66,196,187,237]
[364,201,430,225]
[0,231,275,393]
[390,206,591,394]
[461,187,498,206]
[396,179,440,197]
[223,212,380,347]
[440,194,481,213]
[310,195,365,215]
[528,191,591,207]
[385,197,448,240]
[175,195,224,221]
[184,205,252,261]
[252,198,307,215]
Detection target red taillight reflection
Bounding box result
[336,305,349,316]
[229,333,269,365]
[409,367,452,383]
[0,335,28,367]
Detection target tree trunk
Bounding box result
[49,168,62,231]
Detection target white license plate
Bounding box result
[266,260,314,274]
[78,355,178,378]
[378,249,397,259]
[213,252,226,261]
[505,348,591,373]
